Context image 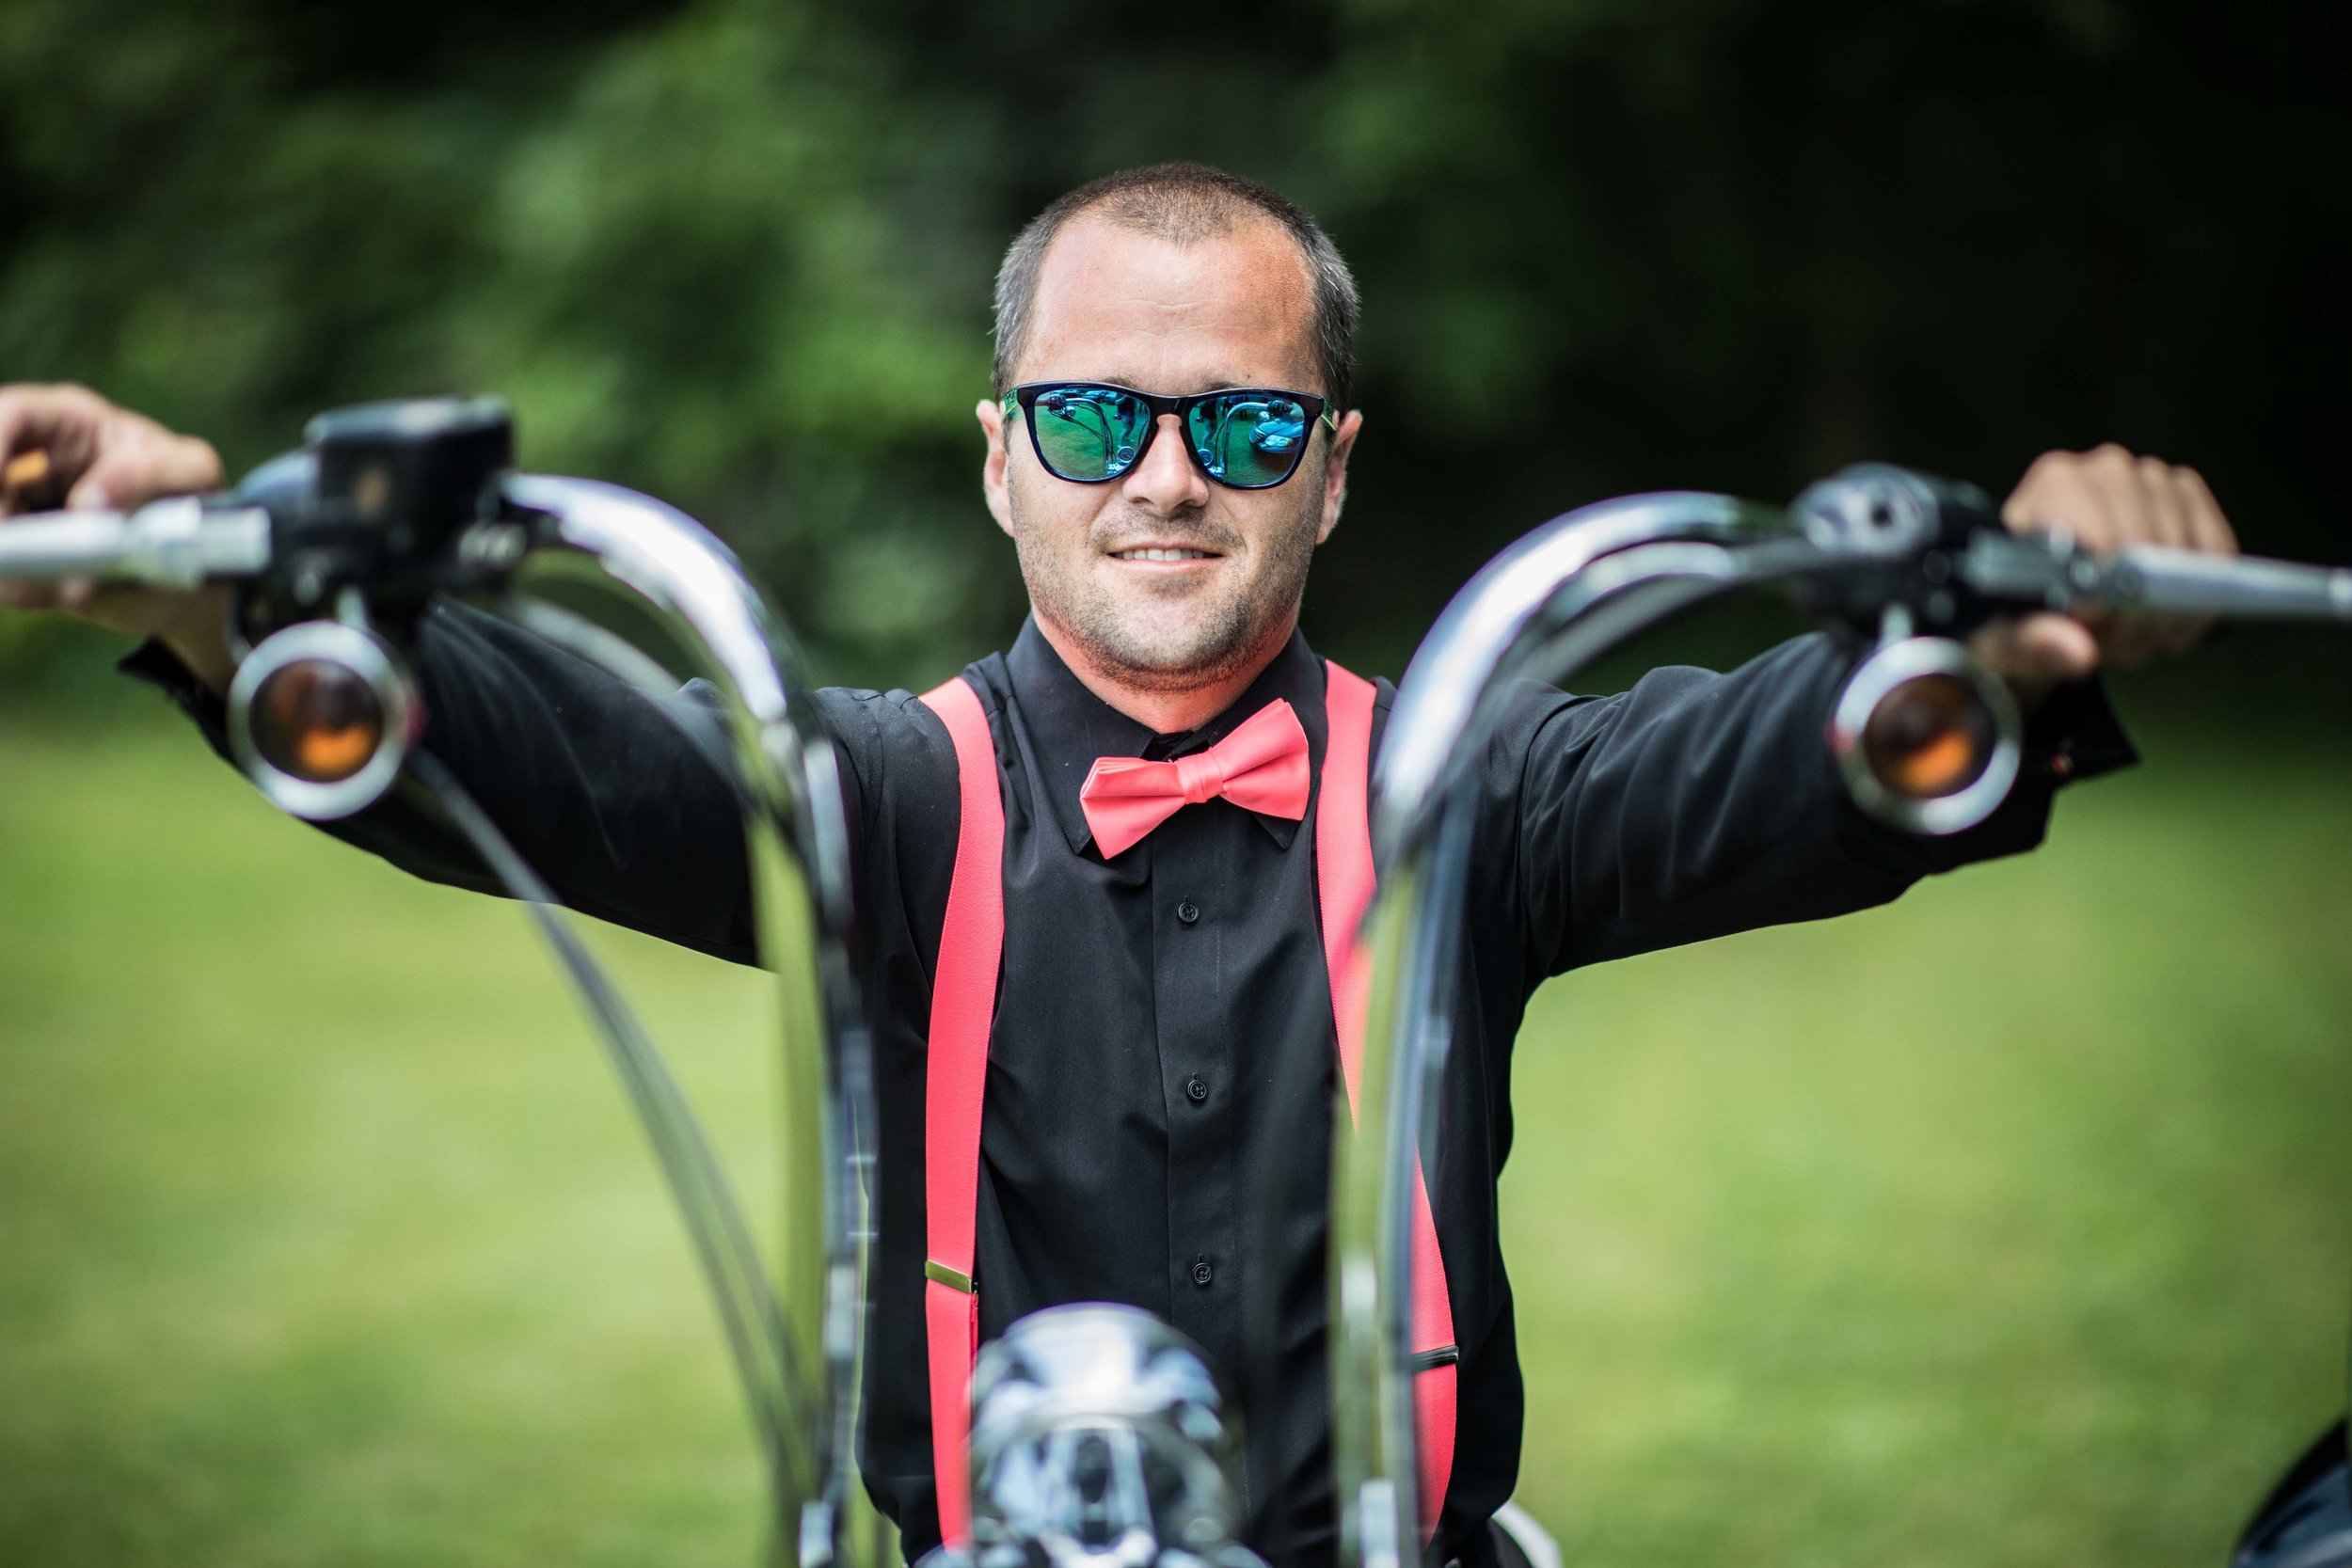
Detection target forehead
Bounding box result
[1016,212,1319,394]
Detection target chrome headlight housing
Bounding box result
[968,1305,1263,1568]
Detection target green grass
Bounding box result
[2,714,2346,1567]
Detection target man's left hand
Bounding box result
[1966,443,2239,705]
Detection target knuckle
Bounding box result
[2030,449,2083,482]
[52,382,106,417]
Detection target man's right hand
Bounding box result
[0,383,238,692]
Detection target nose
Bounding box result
[1120,413,1209,515]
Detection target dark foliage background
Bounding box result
[3,9,2348,1565]
[1,0,2344,691]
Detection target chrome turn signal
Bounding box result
[1829,637,2020,835]
[227,621,420,820]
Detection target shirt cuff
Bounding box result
[117,636,238,763]
[2017,673,2138,789]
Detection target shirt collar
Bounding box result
[1006,616,1327,857]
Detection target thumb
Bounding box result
[1969,612,2100,687]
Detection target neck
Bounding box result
[1032,610,1295,734]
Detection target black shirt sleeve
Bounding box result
[116,596,866,967]
[1489,628,2137,980]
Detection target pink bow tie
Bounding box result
[1078,699,1312,858]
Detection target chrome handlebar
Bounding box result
[1335,471,2352,1565]
[0,419,875,1568]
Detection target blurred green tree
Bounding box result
[2,0,2343,691]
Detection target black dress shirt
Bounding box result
[122,601,2134,1566]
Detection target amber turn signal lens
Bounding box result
[1860,672,1996,800]
[248,657,388,784]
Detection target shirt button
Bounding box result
[1176,899,1200,925]
[1185,1075,1209,1103]
[1191,1258,1214,1288]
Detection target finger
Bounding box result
[2044,448,2169,666]
[2153,465,2234,655]
[2174,465,2238,558]
[67,432,222,513]
[2077,443,2142,550]
[2134,454,2191,551]
[2006,451,2122,552]
[0,385,110,508]
[2114,454,2202,657]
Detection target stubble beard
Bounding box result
[1009,483,1323,696]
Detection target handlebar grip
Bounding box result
[0,509,137,578]
[1957,531,2352,626]
[2105,546,2352,622]
[0,498,271,587]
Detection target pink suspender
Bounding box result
[1315,664,1459,1543]
[914,675,1002,1548]
[915,664,1457,1552]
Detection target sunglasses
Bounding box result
[1002,381,1338,490]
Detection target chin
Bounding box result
[1092,610,1277,689]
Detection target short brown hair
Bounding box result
[991,162,1359,409]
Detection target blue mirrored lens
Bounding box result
[1187,394,1311,487]
[1030,388,1152,481]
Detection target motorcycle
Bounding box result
[2,405,2343,1568]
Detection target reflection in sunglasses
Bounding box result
[1012,382,1331,488]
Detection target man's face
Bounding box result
[978,214,1362,695]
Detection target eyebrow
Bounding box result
[1034,376,1289,396]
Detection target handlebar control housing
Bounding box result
[1790,464,2011,637]
[241,397,517,626]
[202,398,519,818]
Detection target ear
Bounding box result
[1316,407,1363,545]
[977,396,1013,536]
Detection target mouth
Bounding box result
[1107,545,1225,564]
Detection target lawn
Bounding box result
[0,710,2345,1568]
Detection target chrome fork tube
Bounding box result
[1334,495,1804,1566]
[495,476,875,1568]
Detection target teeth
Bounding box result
[1114,548,1215,562]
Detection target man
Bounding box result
[0,163,2236,1566]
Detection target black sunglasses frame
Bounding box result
[1002,381,1338,490]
